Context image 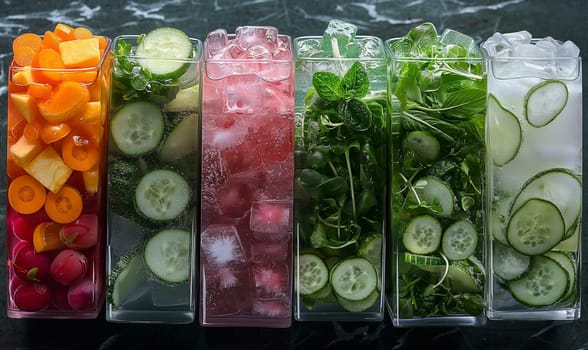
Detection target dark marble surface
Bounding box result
[1,0,588,349]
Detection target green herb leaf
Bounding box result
[340,62,369,99]
[339,98,372,131]
[312,71,342,102]
[407,22,438,51]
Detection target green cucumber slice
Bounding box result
[508,255,568,307]
[403,131,440,164]
[441,220,478,260]
[111,101,165,156]
[159,113,199,162]
[329,257,377,302]
[407,177,455,217]
[490,199,510,245]
[487,95,522,166]
[135,27,194,79]
[511,168,581,238]
[507,198,565,256]
[403,252,444,266]
[110,251,146,307]
[445,257,485,293]
[492,241,530,282]
[525,80,569,128]
[544,251,576,300]
[358,234,383,291]
[402,215,442,255]
[144,229,191,283]
[298,253,329,296]
[135,169,191,221]
[336,288,379,312]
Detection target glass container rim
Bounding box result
[204,33,293,64]
[294,35,386,62]
[112,34,203,62]
[384,37,485,63]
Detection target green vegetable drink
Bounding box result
[386,23,487,326]
[294,20,387,321]
[483,31,582,320]
[105,28,201,323]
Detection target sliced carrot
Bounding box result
[62,69,98,84]
[41,31,62,51]
[54,23,76,41]
[41,122,71,144]
[74,27,93,40]
[62,134,99,171]
[32,48,64,83]
[87,80,102,101]
[33,221,66,252]
[38,81,90,123]
[7,156,27,180]
[8,79,28,93]
[27,83,53,99]
[8,115,27,143]
[8,174,47,215]
[44,184,83,224]
[13,33,42,66]
[23,120,43,143]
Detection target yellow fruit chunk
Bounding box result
[59,38,101,68]
[10,93,41,122]
[82,164,99,195]
[12,66,35,86]
[9,134,43,166]
[23,146,73,193]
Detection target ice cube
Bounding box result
[481,32,513,57]
[503,30,532,46]
[203,269,241,316]
[260,161,294,199]
[216,181,253,218]
[235,26,279,51]
[206,29,228,59]
[296,38,324,58]
[201,224,247,266]
[253,263,289,299]
[272,37,291,60]
[245,45,272,60]
[251,240,289,263]
[224,75,261,113]
[221,141,262,174]
[250,200,292,235]
[150,281,190,307]
[322,19,358,58]
[251,299,291,318]
[357,37,385,59]
[439,28,482,57]
[561,40,580,57]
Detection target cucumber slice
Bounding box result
[525,80,568,128]
[135,27,194,79]
[111,252,146,307]
[144,229,191,283]
[358,234,383,290]
[297,253,329,296]
[492,241,530,282]
[403,131,440,164]
[402,215,442,255]
[507,198,565,256]
[487,95,522,166]
[336,288,379,312]
[441,220,478,260]
[111,101,165,157]
[445,257,485,293]
[135,169,191,221]
[329,257,377,302]
[164,84,200,112]
[544,251,576,300]
[403,252,444,267]
[508,255,568,307]
[159,113,199,162]
[511,168,581,238]
[407,177,455,217]
[490,199,510,245]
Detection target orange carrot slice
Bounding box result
[54,23,76,41]
[7,156,27,180]
[8,174,47,214]
[61,134,99,171]
[13,33,42,66]
[38,81,90,123]
[44,185,83,224]
[41,31,62,51]
[33,221,66,252]
[27,83,53,99]
[41,123,71,144]
[32,48,65,83]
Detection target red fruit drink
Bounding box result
[200,26,294,327]
[6,24,110,318]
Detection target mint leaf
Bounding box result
[340,62,369,99]
[441,88,486,120]
[312,71,342,102]
[339,98,372,131]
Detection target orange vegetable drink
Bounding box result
[6,23,111,318]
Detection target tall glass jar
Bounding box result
[6,26,111,318]
[385,23,487,327]
[105,29,201,323]
[483,33,582,321]
[293,33,388,322]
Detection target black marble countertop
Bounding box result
[1,0,588,349]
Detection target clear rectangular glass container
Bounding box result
[293,36,388,322]
[199,26,294,328]
[6,34,111,319]
[385,37,487,327]
[485,52,582,321]
[105,34,202,323]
